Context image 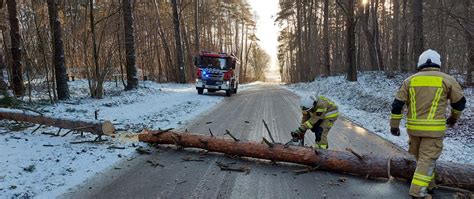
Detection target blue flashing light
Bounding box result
[205,74,209,78]
[202,71,207,75]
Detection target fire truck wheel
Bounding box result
[197,88,204,95]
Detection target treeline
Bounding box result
[0,0,269,101]
[277,0,473,85]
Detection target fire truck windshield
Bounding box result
[199,57,228,70]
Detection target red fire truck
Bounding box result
[194,52,239,97]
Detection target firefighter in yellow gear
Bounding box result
[390,49,466,199]
[291,95,339,149]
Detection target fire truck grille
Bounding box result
[206,80,217,85]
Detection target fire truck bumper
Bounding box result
[196,80,231,90]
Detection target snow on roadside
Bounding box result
[284,72,473,164]
[0,81,225,198]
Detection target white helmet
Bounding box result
[417,49,441,69]
[300,95,317,111]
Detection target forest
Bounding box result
[0,0,269,101]
[276,0,473,84]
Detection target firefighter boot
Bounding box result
[409,137,443,198]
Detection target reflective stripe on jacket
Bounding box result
[390,68,464,137]
[300,96,338,131]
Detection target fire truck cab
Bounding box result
[194,52,239,97]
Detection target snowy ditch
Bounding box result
[0,81,226,198]
[284,72,473,164]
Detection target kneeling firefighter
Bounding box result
[289,95,339,149]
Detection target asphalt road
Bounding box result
[62,84,455,199]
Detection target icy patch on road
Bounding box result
[0,81,225,198]
[284,72,473,164]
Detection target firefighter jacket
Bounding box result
[390,67,466,137]
[299,96,339,132]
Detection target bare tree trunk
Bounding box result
[412,0,424,70]
[296,0,303,82]
[171,0,186,83]
[194,0,199,53]
[345,0,357,81]
[372,0,384,71]
[153,0,175,82]
[323,0,330,76]
[0,52,10,99]
[139,130,474,191]
[400,0,408,72]
[241,27,249,83]
[47,0,70,100]
[465,0,473,86]
[390,0,400,72]
[0,2,10,98]
[360,3,379,71]
[182,23,193,81]
[122,0,139,90]
[6,0,24,96]
[89,0,102,98]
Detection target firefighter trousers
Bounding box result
[408,135,444,197]
[311,118,337,149]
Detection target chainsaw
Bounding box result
[284,135,304,147]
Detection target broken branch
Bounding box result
[262,119,276,143]
[346,148,364,161]
[225,129,240,142]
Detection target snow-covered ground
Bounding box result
[0,81,226,198]
[284,72,473,164]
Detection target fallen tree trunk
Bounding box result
[0,108,115,135]
[139,129,474,191]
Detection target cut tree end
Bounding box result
[102,120,115,135]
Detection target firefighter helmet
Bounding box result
[417,49,441,69]
[300,95,317,111]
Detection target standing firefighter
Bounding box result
[290,95,339,149]
[390,49,466,199]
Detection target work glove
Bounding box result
[291,129,303,142]
[446,116,457,127]
[390,127,400,136]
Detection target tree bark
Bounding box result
[47,0,70,100]
[0,54,7,93]
[122,0,139,90]
[0,109,115,135]
[153,0,175,82]
[194,0,199,54]
[171,0,186,83]
[139,130,474,190]
[6,0,24,96]
[400,0,409,72]
[323,0,330,76]
[89,0,102,98]
[371,0,384,71]
[390,0,400,72]
[360,3,379,71]
[464,0,473,86]
[412,0,424,70]
[345,0,357,81]
[296,0,303,82]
